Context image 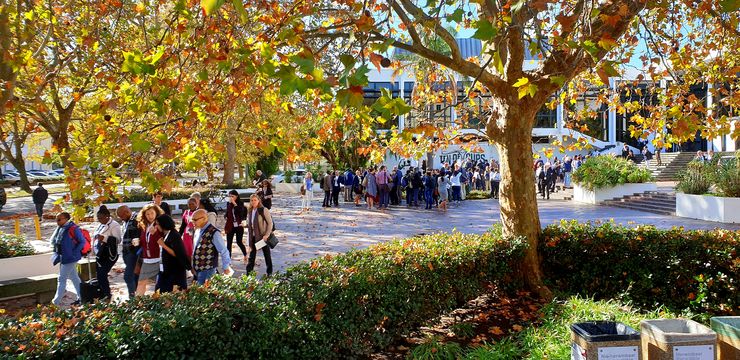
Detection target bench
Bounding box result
[0,274,58,303]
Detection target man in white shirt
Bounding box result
[93,206,122,300]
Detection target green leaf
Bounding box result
[512,77,529,88]
[446,9,464,23]
[371,88,412,120]
[472,19,498,41]
[130,133,152,152]
[550,76,567,86]
[720,0,739,12]
[340,55,356,69]
[232,0,248,21]
[291,53,315,73]
[518,83,538,99]
[201,0,225,15]
[347,65,369,87]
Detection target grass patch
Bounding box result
[463,296,686,359]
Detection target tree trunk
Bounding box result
[493,106,553,300]
[238,163,244,179]
[222,117,237,185]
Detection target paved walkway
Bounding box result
[9,192,739,305]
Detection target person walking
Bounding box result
[154,215,191,292]
[50,212,86,306]
[252,170,266,186]
[353,170,363,206]
[302,172,314,211]
[224,190,247,260]
[92,206,121,301]
[32,182,48,219]
[178,198,198,261]
[376,165,391,210]
[563,156,573,188]
[135,204,165,296]
[246,194,274,276]
[116,205,140,299]
[257,180,273,210]
[190,209,232,284]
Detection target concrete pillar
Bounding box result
[608,78,617,144]
[399,80,405,131]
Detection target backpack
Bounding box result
[69,225,92,256]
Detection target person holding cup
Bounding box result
[93,205,122,301]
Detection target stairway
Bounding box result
[601,191,676,216]
[641,152,695,181]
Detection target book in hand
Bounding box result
[255,240,267,250]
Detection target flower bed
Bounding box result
[675,154,740,222]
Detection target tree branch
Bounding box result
[395,0,462,62]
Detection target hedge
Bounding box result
[0,230,525,359]
[542,220,740,315]
[0,233,35,259]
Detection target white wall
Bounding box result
[1,136,54,172]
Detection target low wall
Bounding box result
[676,193,740,223]
[573,183,658,204]
[0,253,56,282]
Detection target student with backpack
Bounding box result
[92,206,121,301]
[50,212,88,306]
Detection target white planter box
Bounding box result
[573,183,658,204]
[0,253,56,281]
[676,193,740,223]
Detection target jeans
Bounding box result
[196,268,218,285]
[424,189,434,209]
[564,172,572,187]
[378,185,389,208]
[407,188,419,206]
[34,203,44,219]
[246,237,273,275]
[96,259,115,298]
[491,181,500,198]
[122,247,139,297]
[451,186,462,201]
[52,262,81,305]
[227,227,247,258]
[323,190,331,206]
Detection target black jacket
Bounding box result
[32,186,48,204]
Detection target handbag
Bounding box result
[258,208,279,249]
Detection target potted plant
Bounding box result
[676,153,740,223]
[572,155,656,204]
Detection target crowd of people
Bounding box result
[50,188,275,306]
[299,158,504,212]
[533,155,583,199]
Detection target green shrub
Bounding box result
[284,169,294,184]
[0,233,34,259]
[0,231,525,358]
[572,155,654,190]
[466,190,491,200]
[541,220,740,315]
[713,155,740,197]
[108,188,225,203]
[409,337,463,360]
[676,161,713,195]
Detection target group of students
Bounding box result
[50,190,275,306]
[299,159,504,212]
[534,155,584,199]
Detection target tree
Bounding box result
[196,0,739,298]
